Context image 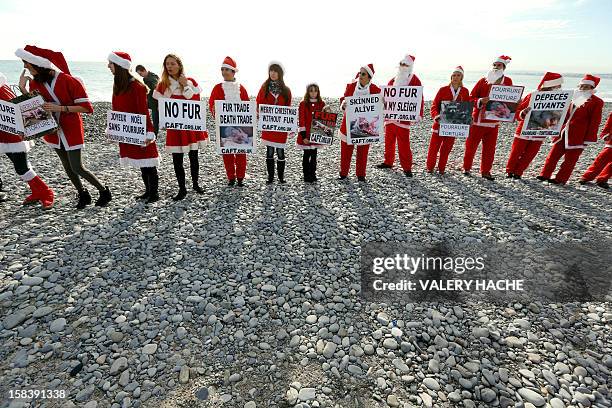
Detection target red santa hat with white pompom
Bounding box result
[453,66,464,75]
[221,56,238,72]
[400,55,415,66]
[108,51,132,70]
[579,74,600,88]
[538,72,563,90]
[494,55,512,67]
[15,45,71,74]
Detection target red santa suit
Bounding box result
[581,112,611,184]
[209,80,250,180]
[112,80,159,167]
[426,80,470,174]
[153,76,208,153]
[297,99,326,150]
[256,86,293,148]
[540,75,604,184]
[339,72,381,178]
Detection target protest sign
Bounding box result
[106,110,147,145]
[345,94,384,145]
[257,104,298,132]
[382,86,423,122]
[484,85,524,122]
[309,110,338,146]
[215,100,257,154]
[0,99,23,136]
[158,98,207,131]
[5,94,58,140]
[520,90,573,139]
[439,101,473,138]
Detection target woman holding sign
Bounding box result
[16,45,111,209]
[256,62,292,184]
[427,66,470,175]
[107,52,160,203]
[0,71,54,209]
[297,83,326,182]
[339,64,381,182]
[153,54,207,200]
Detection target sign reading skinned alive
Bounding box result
[215,100,257,154]
[382,86,423,122]
[106,111,147,145]
[257,104,298,132]
[520,90,573,139]
[158,98,206,131]
[345,94,384,145]
[360,242,611,303]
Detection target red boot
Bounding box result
[24,173,54,210]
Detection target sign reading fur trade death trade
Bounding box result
[484,85,524,122]
[439,101,473,138]
[106,111,147,146]
[382,86,423,122]
[0,94,57,140]
[257,104,298,132]
[520,89,573,139]
[158,98,206,131]
[215,100,257,154]
[309,111,338,146]
[345,94,384,145]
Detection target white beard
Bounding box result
[572,90,593,108]
[486,69,504,84]
[394,66,413,85]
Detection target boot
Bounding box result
[190,162,204,194]
[24,176,54,210]
[237,178,244,187]
[173,167,187,200]
[146,172,159,203]
[228,178,236,186]
[76,190,92,209]
[266,158,275,184]
[95,186,112,207]
[302,154,310,182]
[311,155,318,182]
[277,160,286,184]
[136,172,150,200]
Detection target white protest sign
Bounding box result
[9,95,58,140]
[521,89,573,139]
[158,98,207,131]
[0,99,24,136]
[439,101,473,138]
[215,100,257,154]
[484,85,524,122]
[382,86,423,122]
[106,110,147,146]
[257,104,298,132]
[345,94,384,145]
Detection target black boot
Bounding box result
[302,153,310,182]
[189,151,203,194]
[146,172,159,203]
[311,152,318,182]
[76,189,92,209]
[277,160,286,184]
[266,158,275,184]
[173,163,187,200]
[228,178,236,186]
[95,186,112,207]
[136,171,150,200]
[237,178,244,187]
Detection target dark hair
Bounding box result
[135,65,146,72]
[261,64,290,102]
[303,84,322,104]
[112,63,147,95]
[30,65,54,84]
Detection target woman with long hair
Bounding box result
[107,51,160,203]
[153,54,207,200]
[297,83,326,182]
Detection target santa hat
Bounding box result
[579,74,600,88]
[268,60,285,74]
[453,66,464,75]
[306,81,319,88]
[221,56,238,72]
[15,45,70,74]
[494,55,512,67]
[108,51,132,70]
[538,72,563,89]
[361,63,375,78]
[0,72,6,88]
[400,55,415,66]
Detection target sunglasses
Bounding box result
[359,72,368,77]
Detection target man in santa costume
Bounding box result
[579,111,611,189]
[506,72,564,179]
[463,55,513,180]
[377,54,423,177]
[339,64,381,182]
[538,74,603,185]
[0,71,54,209]
[209,56,250,187]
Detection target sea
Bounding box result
[2,60,611,103]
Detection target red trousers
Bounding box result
[463,125,498,174]
[383,124,413,170]
[506,138,543,176]
[340,140,370,177]
[582,147,611,183]
[223,154,247,180]
[539,142,583,184]
[426,132,456,174]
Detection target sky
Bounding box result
[1,0,611,97]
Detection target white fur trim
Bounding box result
[20,169,36,181]
[494,57,511,66]
[541,77,563,88]
[120,156,160,168]
[298,126,306,132]
[0,141,33,153]
[221,81,241,101]
[15,48,62,72]
[221,63,238,72]
[0,72,6,87]
[108,53,131,70]
[152,90,164,100]
[146,131,156,141]
[165,143,200,153]
[579,79,595,87]
[260,140,287,149]
[453,67,464,75]
[362,65,374,78]
[74,97,89,104]
[268,60,285,74]
[399,55,414,66]
[64,144,83,151]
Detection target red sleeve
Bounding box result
[371,84,382,94]
[470,79,488,108]
[135,83,154,135]
[431,88,443,119]
[460,87,470,102]
[387,78,394,86]
[600,113,612,139]
[586,99,604,144]
[209,85,220,116]
[285,88,292,106]
[298,101,306,131]
[256,85,265,106]
[240,85,249,101]
[67,75,93,113]
[516,94,532,121]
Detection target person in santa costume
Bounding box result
[538,74,604,185]
[339,64,381,182]
[209,56,250,187]
[377,55,423,177]
[256,62,293,184]
[16,45,111,209]
[107,52,160,203]
[579,112,611,189]
[153,54,207,200]
[426,66,470,175]
[505,72,564,180]
[297,82,327,182]
[0,71,54,209]
[463,55,513,180]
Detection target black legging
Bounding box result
[266,146,285,161]
[303,149,317,170]
[172,150,199,187]
[55,145,104,192]
[6,152,30,176]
